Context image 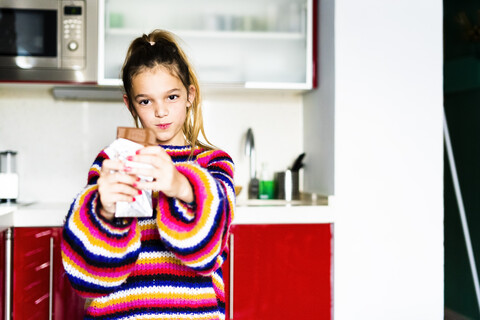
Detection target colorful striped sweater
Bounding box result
[61,145,235,320]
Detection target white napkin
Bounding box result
[104,138,153,218]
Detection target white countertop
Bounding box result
[0,205,15,217]
[0,200,333,228]
[0,202,70,227]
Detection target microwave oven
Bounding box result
[0,0,98,83]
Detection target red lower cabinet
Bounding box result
[8,224,331,319]
[12,227,84,320]
[224,224,332,320]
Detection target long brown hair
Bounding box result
[121,29,213,155]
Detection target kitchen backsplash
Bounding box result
[0,85,303,203]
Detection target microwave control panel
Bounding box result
[60,1,85,69]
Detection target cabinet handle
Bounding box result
[5,229,12,320]
[229,234,234,320]
[49,237,54,320]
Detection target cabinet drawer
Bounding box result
[10,227,85,320]
[12,228,54,320]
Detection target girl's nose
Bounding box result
[154,103,168,117]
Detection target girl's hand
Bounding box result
[97,158,140,220]
[126,146,194,204]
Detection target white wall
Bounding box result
[333,0,444,319]
[0,85,303,203]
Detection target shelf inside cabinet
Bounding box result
[106,28,306,41]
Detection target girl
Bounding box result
[61,30,235,320]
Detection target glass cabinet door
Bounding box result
[99,0,313,89]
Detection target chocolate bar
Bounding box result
[117,127,157,146]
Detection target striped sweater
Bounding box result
[61,145,235,320]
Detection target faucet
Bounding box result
[244,128,259,199]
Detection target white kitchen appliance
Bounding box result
[0,150,18,203]
[0,0,98,83]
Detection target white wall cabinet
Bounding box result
[98,0,315,90]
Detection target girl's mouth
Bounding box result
[156,123,171,130]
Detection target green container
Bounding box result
[259,180,275,199]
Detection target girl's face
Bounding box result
[124,66,195,146]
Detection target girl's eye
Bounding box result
[167,95,178,101]
[138,99,150,106]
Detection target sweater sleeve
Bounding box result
[61,151,142,299]
[156,149,235,276]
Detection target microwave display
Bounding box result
[0,9,57,58]
[64,6,82,16]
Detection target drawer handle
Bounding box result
[5,229,12,320]
[49,237,54,320]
